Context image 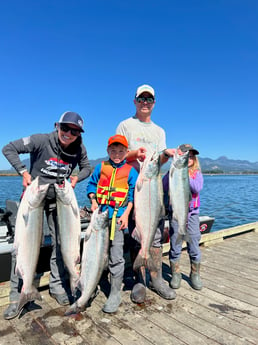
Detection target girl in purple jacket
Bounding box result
[163,144,203,290]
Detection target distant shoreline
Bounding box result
[0,173,20,176]
[0,172,258,177]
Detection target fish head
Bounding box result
[91,207,109,232]
[140,151,160,179]
[172,149,189,169]
[26,177,50,208]
[54,179,73,204]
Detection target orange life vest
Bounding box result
[96,161,131,240]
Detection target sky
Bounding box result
[0,0,257,170]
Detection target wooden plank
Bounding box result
[0,229,258,345]
[178,286,258,331]
[73,293,156,345]
[174,291,258,344]
[94,290,188,345]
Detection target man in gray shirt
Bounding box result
[117,84,176,304]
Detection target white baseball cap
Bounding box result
[135,84,155,98]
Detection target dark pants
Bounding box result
[9,199,70,302]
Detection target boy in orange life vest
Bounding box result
[86,134,138,313]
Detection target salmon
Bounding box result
[65,208,109,315]
[169,149,192,241]
[14,177,49,313]
[133,152,164,271]
[55,179,81,296]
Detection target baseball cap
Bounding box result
[179,144,199,155]
[58,111,84,132]
[108,134,128,148]
[135,84,155,98]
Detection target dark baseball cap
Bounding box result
[179,144,199,155]
[58,111,84,132]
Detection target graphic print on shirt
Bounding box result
[41,157,72,178]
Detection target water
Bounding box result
[0,175,257,232]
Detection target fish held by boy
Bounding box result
[14,177,49,313]
[132,152,164,272]
[55,179,81,296]
[169,148,192,242]
[64,207,109,315]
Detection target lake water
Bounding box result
[0,175,257,232]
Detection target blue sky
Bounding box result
[0,0,257,170]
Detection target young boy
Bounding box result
[86,134,138,313]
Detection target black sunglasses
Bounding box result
[59,123,81,136]
[135,97,155,104]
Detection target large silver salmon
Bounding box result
[133,152,164,271]
[169,149,191,240]
[65,207,109,315]
[55,179,81,295]
[14,176,49,313]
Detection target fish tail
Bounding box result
[17,287,42,312]
[71,278,80,297]
[133,253,146,271]
[64,301,82,316]
[146,256,157,272]
[175,234,185,245]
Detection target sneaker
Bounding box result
[50,293,70,306]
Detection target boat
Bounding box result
[0,200,215,283]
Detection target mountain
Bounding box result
[158,156,258,174]
[199,156,258,173]
[2,156,258,174]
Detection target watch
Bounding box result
[89,195,96,202]
[163,149,170,158]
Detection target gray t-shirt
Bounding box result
[116,116,166,171]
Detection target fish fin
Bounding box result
[131,227,141,244]
[146,257,157,272]
[103,254,109,270]
[133,253,157,272]
[71,284,78,298]
[160,204,166,218]
[136,176,144,192]
[76,280,83,293]
[183,232,191,244]
[22,212,29,226]
[17,287,42,312]
[84,225,93,241]
[71,202,80,218]
[175,233,191,245]
[133,253,147,271]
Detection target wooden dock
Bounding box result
[0,222,258,345]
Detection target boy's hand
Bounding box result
[90,200,98,212]
[117,214,128,230]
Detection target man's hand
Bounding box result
[22,171,32,187]
[136,147,147,162]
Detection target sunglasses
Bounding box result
[59,123,81,136]
[135,97,155,104]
